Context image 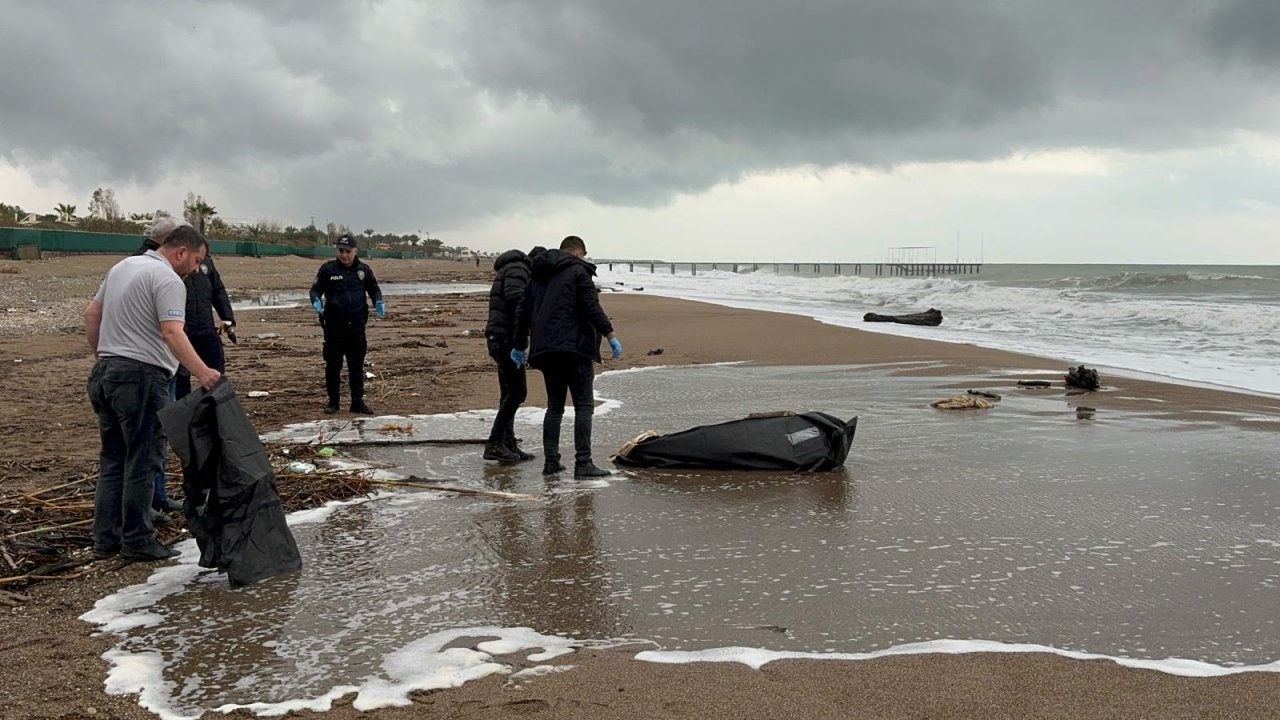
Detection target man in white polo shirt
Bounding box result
[84,225,222,561]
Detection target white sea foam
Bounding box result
[636,638,1280,677]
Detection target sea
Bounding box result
[593,263,1280,397]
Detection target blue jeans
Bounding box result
[153,377,177,508]
[87,357,170,552]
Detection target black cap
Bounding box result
[336,233,357,248]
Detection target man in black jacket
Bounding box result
[310,233,384,415]
[512,236,622,477]
[482,247,538,464]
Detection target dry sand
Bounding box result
[1,253,1278,719]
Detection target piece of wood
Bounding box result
[863,308,942,326]
[372,477,537,501]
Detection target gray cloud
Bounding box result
[1,0,1278,232]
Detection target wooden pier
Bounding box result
[600,261,982,277]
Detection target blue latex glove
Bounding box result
[375,300,386,319]
[311,298,323,314]
[510,348,526,368]
[608,336,622,359]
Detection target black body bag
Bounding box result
[612,412,857,472]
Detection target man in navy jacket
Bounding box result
[309,234,384,414]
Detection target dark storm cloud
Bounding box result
[1204,0,1280,66]
[1,0,1277,231]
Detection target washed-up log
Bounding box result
[863,308,942,326]
[967,389,1002,400]
[1018,380,1052,388]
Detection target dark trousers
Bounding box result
[487,337,527,443]
[538,354,596,465]
[87,357,169,553]
[175,330,225,399]
[323,320,368,404]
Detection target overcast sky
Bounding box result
[2,0,1278,263]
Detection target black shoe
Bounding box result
[93,546,119,561]
[156,498,184,513]
[504,438,536,462]
[483,440,520,464]
[542,460,566,476]
[121,543,180,561]
[351,401,375,415]
[574,462,611,478]
[323,401,339,414]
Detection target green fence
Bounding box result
[0,227,426,260]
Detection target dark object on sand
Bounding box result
[1066,365,1101,391]
[159,378,303,587]
[612,411,857,472]
[646,348,665,356]
[1018,380,1052,388]
[967,389,1002,400]
[862,308,942,326]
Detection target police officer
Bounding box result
[310,233,384,415]
[174,243,235,400]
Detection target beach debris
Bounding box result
[1066,365,1101,390]
[967,389,1002,401]
[378,422,416,435]
[434,340,449,348]
[646,348,665,356]
[461,328,484,337]
[1076,406,1097,419]
[255,332,279,339]
[0,444,375,590]
[285,461,317,474]
[1017,380,1053,388]
[246,390,270,398]
[863,308,943,326]
[931,395,993,410]
[316,446,336,457]
[374,477,537,501]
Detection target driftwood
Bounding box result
[376,477,537,501]
[967,389,1002,401]
[320,437,488,448]
[863,308,942,326]
[1017,380,1052,388]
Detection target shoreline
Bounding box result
[2,255,1278,719]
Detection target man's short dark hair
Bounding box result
[560,235,586,254]
[165,224,208,253]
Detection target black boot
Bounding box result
[351,401,375,415]
[504,437,536,462]
[574,461,610,478]
[323,399,339,414]
[483,440,520,464]
[542,457,566,475]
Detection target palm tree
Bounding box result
[54,203,76,222]
[184,193,218,234]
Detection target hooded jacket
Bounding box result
[513,248,613,366]
[158,378,302,587]
[484,249,531,340]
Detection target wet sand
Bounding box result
[2,255,1279,718]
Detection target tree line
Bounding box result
[0,189,454,256]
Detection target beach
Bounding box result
[1,254,1278,719]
